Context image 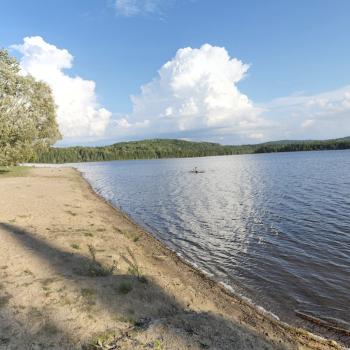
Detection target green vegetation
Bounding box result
[35,137,350,164]
[122,248,147,283]
[0,166,29,177]
[153,339,163,350]
[81,288,96,298]
[117,281,133,295]
[36,138,247,163]
[254,136,350,153]
[86,329,119,350]
[80,244,117,277]
[0,49,61,166]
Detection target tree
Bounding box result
[0,49,61,165]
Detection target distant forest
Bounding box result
[35,137,350,163]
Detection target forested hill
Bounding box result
[35,137,350,163]
[36,139,249,163]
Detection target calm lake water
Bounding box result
[76,150,350,329]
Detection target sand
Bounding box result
[0,167,345,349]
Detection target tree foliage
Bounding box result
[0,49,61,165]
[35,137,350,164]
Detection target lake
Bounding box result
[76,150,350,330]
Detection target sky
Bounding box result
[1,0,350,145]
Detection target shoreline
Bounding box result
[78,168,283,317]
[0,167,345,349]
[77,165,350,341]
[77,167,348,348]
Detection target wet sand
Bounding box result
[0,167,344,349]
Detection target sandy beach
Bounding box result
[0,167,344,349]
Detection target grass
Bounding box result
[81,288,96,298]
[86,329,119,349]
[28,306,43,319]
[81,288,97,311]
[114,227,124,235]
[119,228,141,242]
[0,166,29,177]
[40,277,57,286]
[123,310,139,327]
[88,244,97,261]
[117,282,133,295]
[153,339,163,350]
[76,244,117,277]
[122,248,147,283]
[83,231,94,237]
[71,243,80,250]
[23,269,34,276]
[113,314,136,325]
[0,295,12,308]
[41,322,59,336]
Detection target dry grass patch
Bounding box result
[0,295,12,308]
[23,269,34,276]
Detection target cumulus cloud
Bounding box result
[115,0,164,17]
[12,36,111,139]
[112,44,265,142]
[12,37,350,144]
[111,44,350,143]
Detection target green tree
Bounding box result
[0,49,61,165]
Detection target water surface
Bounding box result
[76,150,350,329]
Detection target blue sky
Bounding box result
[2,0,350,145]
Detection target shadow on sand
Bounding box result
[0,222,284,350]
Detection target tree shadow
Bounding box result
[0,222,286,349]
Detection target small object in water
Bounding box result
[190,167,204,174]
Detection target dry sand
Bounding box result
[0,167,345,349]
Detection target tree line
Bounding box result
[35,138,350,163]
[254,140,350,153]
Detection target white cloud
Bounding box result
[112,44,265,141]
[301,119,315,128]
[12,37,350,145]
[115,0,164,17]
[12,36,112,139]
[263,86,350,140]
[248,132,264,140]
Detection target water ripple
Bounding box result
[77,150,350,328]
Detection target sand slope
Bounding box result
[0,168,344,349]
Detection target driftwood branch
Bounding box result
[295,310,350,336]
